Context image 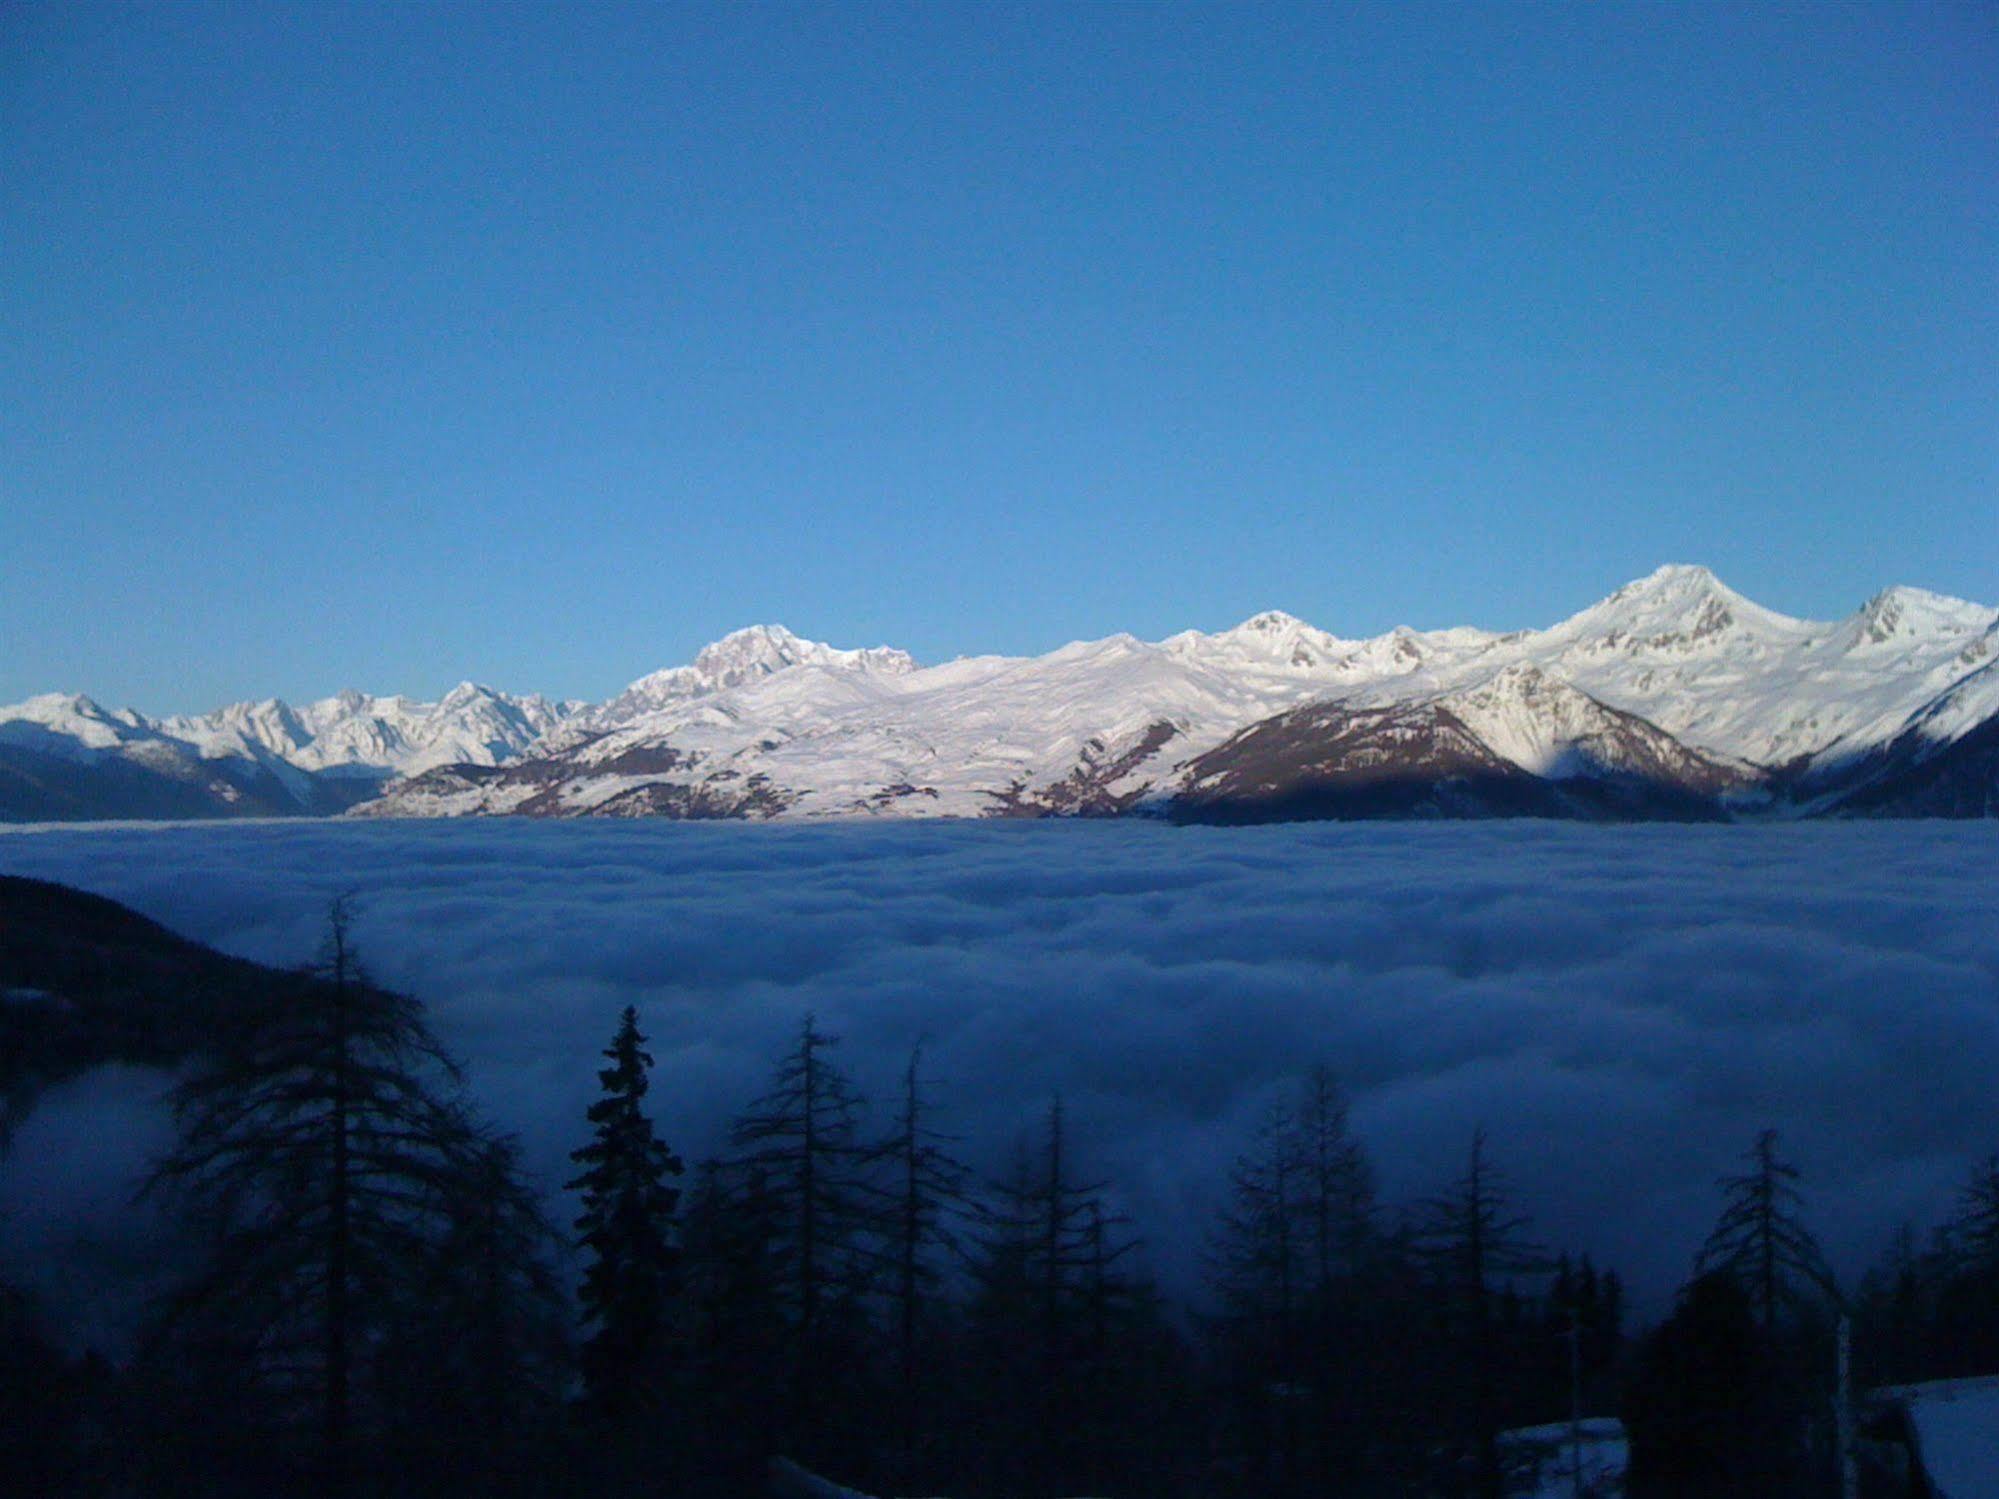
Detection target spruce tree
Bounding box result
[568,1005,685,1418]
[140,897,492,1497]
[1208,1067,1378,1493]
[1933,1152,1999,1373]
[725,1013,883,1458]
[1418,1128,1545,1499]
[878,1042,972,1480]
[1695,1129,1835,1332]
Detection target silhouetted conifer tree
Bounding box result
[877,1042,972,1482]
[1941,1152,1999,1273]
[725,1013,883,1464]
[1210,1095,1310,1493]
[1853,1222,1934,1385]
[568,1005,684,1420]
[968,1097,1145,1496]
[140,898,491,1498]
[1695,1129,1836,1333]
[381,1129,569,1494]
[1532,1253,1626,1420]
[1418,1128,1546,1499]
[679,1159,786,1496]
[1208,1067,1381,1493]
[1931,1152,1999,1374]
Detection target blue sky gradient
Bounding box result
[4,1,1993,711]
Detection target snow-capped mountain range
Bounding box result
[0,683,579,820]
[4,566,1995,824]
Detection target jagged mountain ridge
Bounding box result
[4,566,1995,823]
[0,683,582,820]
[358,565,1996,824]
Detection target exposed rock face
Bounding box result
[986,721,1181,817]
[1174,700,1548,821]
[1170,680,1745,823]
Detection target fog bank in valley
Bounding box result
[3,818,1995,1339]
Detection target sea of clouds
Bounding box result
[3,817,1996,1344]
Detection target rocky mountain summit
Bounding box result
[5,567,1994,823]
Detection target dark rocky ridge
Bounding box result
[1170,699,1739,824]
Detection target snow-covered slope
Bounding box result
[560,625,917,744]
[0,694,160,760]
[0,683,583,820]
[355,566,1997,824]
[365,631,1296,820]
[161,683,577,778]
[7,566,1995,823]
[1514,568,1997,769]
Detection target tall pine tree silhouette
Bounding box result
[140,897,491,1497]
[1419,1128,1545,1499]
[1695,1129,1835,1332]
[726,1012,883,1460]
[570,1006,685,1417]
[1208,1067,1378,1494]
[879,1041,972,1480]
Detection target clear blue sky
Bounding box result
[3,1,1993,712]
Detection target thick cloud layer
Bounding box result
[3,818,1996,1337]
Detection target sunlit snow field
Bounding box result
[4,818,1996,1341]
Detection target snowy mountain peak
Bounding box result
[0,692,148,750]
[1169,609,1351,671]
[1236,609,1311,634]
[1434,661,1751,791]
[678,623,918,688]
[1603,563,1745,615]
[437,680,493,710]
[0,697,115,766]
[1632,561,1720,590]
[689,623,811,678]
[9,691,100,722]
[695,623,803,667]
[1557,564,1801,655]
[574,625,920,736]
[9,565,1999,825]
[1851,586,1997,647]
[1470,661,1555,695]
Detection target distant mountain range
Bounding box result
[4,566,1995,824]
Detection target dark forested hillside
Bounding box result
[0,875,287,1140]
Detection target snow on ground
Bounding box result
[1501,1417,1627,1498]
[1874,1376,1999,1499]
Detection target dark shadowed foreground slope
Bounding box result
[0,876,310,1141]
